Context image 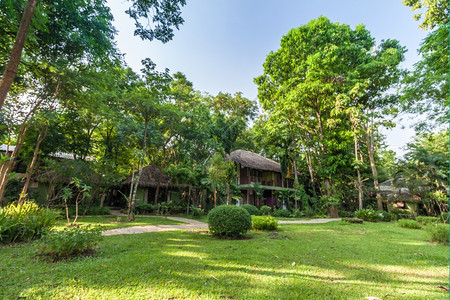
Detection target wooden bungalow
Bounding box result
[228,150,296,208]
[122,164,185,205]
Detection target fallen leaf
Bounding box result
[437,285,449,292]
[211,275,219,281]
[292,262,296,266]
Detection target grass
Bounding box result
[55,215,187,230]
[1,222,448,299]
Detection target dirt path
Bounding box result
[103,210,340,236]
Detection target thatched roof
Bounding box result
[228,150,281,173]
[123,164,180,188]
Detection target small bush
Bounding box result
[429,224,449,245]
[391,210,416,220]
[379,211,393,222]
[259,205,271,216]
[134,201,156,215]
[397,219,422,229]
[273,208,291,218]
[291,208,303,218]
[190,206,204,219]
[303,207,315,217]
[208,205,251,238]
[441,212,449,223]
[341,218,363,224]
[252,215,278,231]
[338,210,355,218]
[36,225,102,260]
[240,204,260,216]
[355,209,380,222]
[416,216,440,225]
[0,201,59,244]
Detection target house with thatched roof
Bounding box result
[228,150,296,208]
[122,164,185,204]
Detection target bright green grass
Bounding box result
[1,222,448,299]
[54,215,186,230]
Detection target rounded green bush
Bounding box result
[273,208,291,218]
[240,204,260,216]
[208,205,252,238]
[252,215,278,231]
[259,205,271,215]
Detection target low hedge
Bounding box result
[252,215,278,231]
[240,204,260,216]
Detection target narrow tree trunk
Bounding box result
[292,158,299,209]
[364,122,383,211]
[354,138,363,210]
[226,183,230,205]
[214,186,217,207]
[128,119,149,221]
[0,0,38,110]
[98,192,106,208]
[0,122,31,201]
[305,150,317,196]
[18,125,47,205]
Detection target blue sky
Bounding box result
[108,0,427,157]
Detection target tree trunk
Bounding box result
[0,0,38,110]
[305,150,317,196]
[99,192,106,209]
[226,183,230,205]
[363,122,383,211]
[214,186,217,207]
[354,138,363,210]
[18,125,47,205]
[128,119,149,221]
[0,122,31,201]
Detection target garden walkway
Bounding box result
[103,210,340,236]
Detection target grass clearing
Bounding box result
[54,215,186,230]
[0,222,448,299]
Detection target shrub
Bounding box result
[273,208,291,218]
[133,201,156,214]
[390,210,415,220]
[441,212,449,223]
[0,201,59,244]
[416,216,440,225]
[341,217,363,224]
[338,210,355,218]
[303,207,315,217]
[428,224,449,245]
[240,204,260,216]
[36,225,102,260]
[208,205,251,238]
[190,206,204,219]
[291,208,303,218]
[379,211,393,222]
[397,219,422,229]
[259,205,271,216]
[355,209,380,222]
[252,215,278,231]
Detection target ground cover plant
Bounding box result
[54,216,185,230]
[0,221,447,299]
[252,215,278,231]
[397,219,422,229]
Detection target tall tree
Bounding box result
[0,0,186,111]
[402,0,449,129]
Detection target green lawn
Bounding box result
[1,222,448,299]
[55,215,186,230]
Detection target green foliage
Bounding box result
[240,204,260,216]
[291,208,303,218]
[251,215,278,231]
[36,225,102,260]
[66,206,111,217]
[390,210,416,220]
[134,201,156,215]
[428,224,449,245]
[207,205,251,238]
[259,205,271,216]
[416,216,440,225]
[272,208,291,218]
[355,209,391,222]
[0,201,59,244]
[190,206,204,219]
[341,218,363,224]
[397,219,422,229]
[338,210,355,218]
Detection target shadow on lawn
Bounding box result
[1,225,448,299]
